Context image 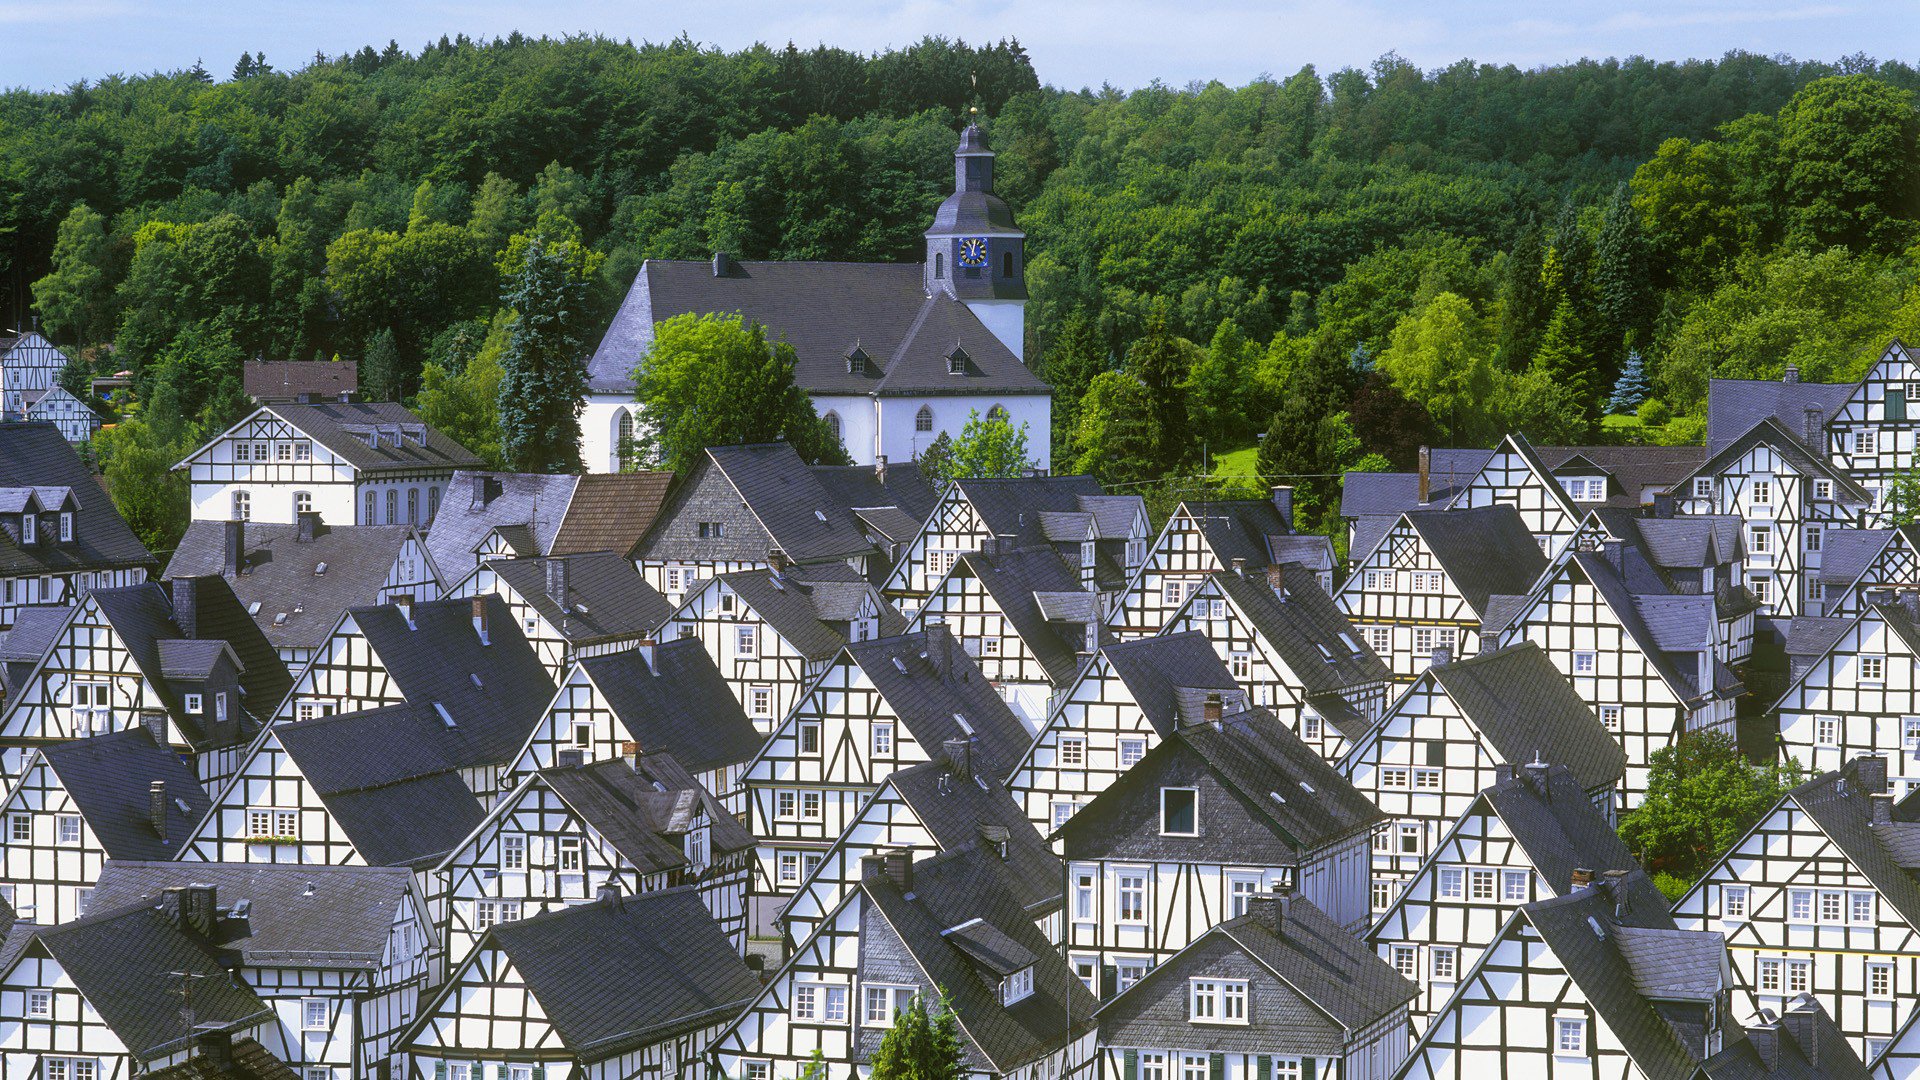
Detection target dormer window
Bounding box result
[184,693,203,714]
[947,348,970,375]
[1189,979,1248,1024]
[57,513,71,543]
[847,348,869,375]
[20,514,34,545]
[1001,965,1034,1005]
[1160,787,1198,836]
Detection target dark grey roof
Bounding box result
[242,360,357,402]
[954,476,1110,543]
[89,862,414,969]
[1473,764,1643,898]
[537,752,753,875]
[244,401,484,475]
[1210,566,1390,700]
[144,1036,300,1080]
[860,845,1097,1073]
[953,546,1107,687]
[1702,996,1871,1080]
[272,703,489,867]
[589,261,1045,397]
[1537,445,1710,507]
[1059,709,1382,861]
[1817,528,1897,587]
[1784,616,1852,658]
[486,553,673,646]
[1208,898,1416,1029]
[350,593,557,767]
[0,423,154,575]
[1705,377,1853,457]
[156,638,236,681]
[1097,631,1245,738]
[462,887,759,1059]
[811,461,940,526]
[1405,506,1551,619]
[1554,552,1736,705]
[1626,515,1744,573]
[713,562,906,662]
[1176,497,1303,570]
[575,639,763,775]
[39,728,210,860]
[0,605,69,663]
[1426,643,1626,792]
[423,471,578,573]
[166,520,421,653]
[888,753,1062,914]
[843,629,1032,777]
[90,579,291,740]
[1780,760,1920,931]
[1674,416,1871,505]
[19,903,272,1060]
[709,443,878,562]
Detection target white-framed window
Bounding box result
[798,721,821,755]
[1372,878,1393,910]
[474,899,519,930]
[302,998,329,1031]
[570,721,593,750]
[294,491,312,516]
[1752,577,1774,606]
[68,680,111,733]
[1749,525,1771,554]
[1816,716,1839,746]
[1302,714,1323,742]
[1722,884,1749,919]
[927,549,958,577]
[500,834,527,872]
[1119,738,1146,767]
[1058,737,1086,767]
[1599,705,1622,730]
[777,852,800,885]
[1572,651,1597,676]
[1160,787,1198,836]
[1181,1055,1208,1080]
[1790,890,1813,922]
[1856,430,1879,455]
[1073,869,1095,920]
[1391,946,1416,978]
[1189,978,1248,1024]
[864,984,916,1026]
[1814,478,1833,500]
[26,990,50,1018]
[801,791,822,820]
[1272,1061,1301,1080]
[1752,480,1772,505]
[40,1060,98,1080]
[1116,869,1148,922]
[55,815,81,845]
[6,814,27,843]
[735,625,757,657]
[1759,958,1782,992]
[749,685,773,719]
[872,722,894,756]
[1051,801,1078,830]
[1413,627,1435,656]
[1432,946,1457,982]
[1787,959,1811,993]
[1805,523,1823,552]
[1382,767,1409,789]
[57,513,71,542]
[1397,824,1422,855]
[1861,655,1886,682]
[775,790,798,820]
[1002,966,1034,1005]
[1362,625,1391,652]
[1414,768,1442,790]
[1139,1054,1167,1080]
[1229,651,1251,678]
[1410,571,1444,593]
[1466,869,1494,900]
[1229,875,1260,918]
[794,983,847,1023]
[1852,891,1875,923]
[1870,963,1895,999]
[1439,867,1463,899]
[1117,958,1151,991]
[1502,869,1528,901]
[557,836,582,873]
[1556,1016,1587,1056]
[1693,477,1714,499]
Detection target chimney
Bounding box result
[1230,557,1247,578]
[768,548,788,575]
[545,558,571,613]
[1870,792,1894,827]
[1523,754,1550,792]
[1265,562,1286,597]
[978,824,1010,860]
[1431,644,1452,667]
[597,883,621,905]
[149,780,168,840]
[556,748,585,769]
[1493,762,1515,786]
[924,623,952,677]
[221,519,243,576]
[1652,492,1676,519]
[1270,485,1294,530]
[875,455,888,483]
[1203,691,1224,727]
[170,577,199,639]
[636,638,656,674]
[1784,364,1801,384]
[712,251,734,277]
[141,709,168,746]
[1853,755,1889,796]
[192,1028,234,1071]
[470,474,491,508]
[1602,869,1630,918]
[1570,867,1595,890]
[978,535,996,558]
[882,849,912,891]
[395,593,415,629]
[1782,997,1820,1066]
[471,596,489,645]
[1417,445,1432,504]
[943,737,972,780]
[622,739,641,772]
[295,510,321,543]
[182,884,217,936]
[1803,408,1823,451]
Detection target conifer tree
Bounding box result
[360,328,401,403]
[1123,304,1194,472]
[870,995,966,1080]
[1042,311,1109,463]
[498,237,588,473]
[1594,183,1655,353]
[1607,351,1652,415]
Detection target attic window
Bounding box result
[273,613,288,626]
[847,348,869,375]
[247,601,262,616]
[1337,632,1359,653]
[815,510,828,524]
[314,562,327,576]
[946,348,970,375]
[433,702,456,727]
[1001,966,1034,1006]
[471,673,484,689]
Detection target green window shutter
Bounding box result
[1257,1057,1271,1080]
[1891,388,1908,422]
[1102,965,1117,999]
[532,1069,545,1080]
[1210,1053,1225,1080]
[1301,1058,1316,1080]
[1124,1049,1138,1080]
[434,1064,447,1080]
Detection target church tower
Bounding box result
[924,120,1028,361]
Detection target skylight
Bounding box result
[433,702,456,727]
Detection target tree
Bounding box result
[468,173,525,256]
[418,316,508,469]
[1527,299,1596,438]
[1593,183,1655,352]
[32,205,114,346]
[1618,731,1803,885]
[924,410,1035,484]
[1883,468,1920,527]
[634,312,846,474]
[96,418,190,554]
[498,238,590,473]
[1607,351,1652,415]
[1041,311,1109,463]
[1778,76,1920,254]
[1183,320,1253,449]
[1071,372,1162,488]
[1375,292,1499,445]
[1123,305,1194,472]
[360,328,401,403]
[869,995,965,1080]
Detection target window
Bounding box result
[364,491,375,524]
[1870,963,1894,999]
[1413,628,1435,656]
[872,722,894,756]
[1759,959,1782,992]
[1189,979,1247,1024]
[1229,876,1260,917]
[557,836,582,872]
[1432,946,1457,981]
[57,513,70,542]
[1693,477,1714,499]
[1787,959,1811,993]
[864,985,915,1026]
[1863,655,1886,682]
[182,692,202,715]
[1856,430,1879,455]
[1391,946,1416,978]
[1180,1056,1208,1080]
[1805,524,1823,552]
[1410,571,1444,592]
[1382,767,1409,789]
[1119,738,1146,767]
[698,521,726,539]
[778,853,800,885]
[1140,1054,1167,1080]
[1599,705,1622,731]
[1160,788,1197,835]
[501,834,527,871]
[1073,870,1095,920]
[1503,870,1528,901]
[474,900,519,930]
[1752,576,1774,606]
[1722,885,1749,919]
[295,440,312,462]
[1363,626,1392,652]
[302,998,328,1031]
[743,1066,769,1080]
[1116,870,1147,921]
[55,815,80,845]
[1002,966,1034,1005]
[1752,480,1772,505]
[1398,824,1422,855]
[933,253,943,280]
[1003,250,1014,278]
[1414,768,1442,790]
[793,983,847,1023]
[1362,569,1393,590]
[231,491,250,522]
[1790,891,1814,922]
[1816,716,1839,746]
[1302,714,1323,742]
[41,1061,98,1080]
[406,488,419,525]
[1117,959,1150,991]
[294,492,312,516]
[1439,867,1464,899]
[1229,651,1251,678]
[1572,651,1597,675]
[1814,478,1833,500]
[7,814,27,843]
[735,625,758,657]
[385,489,397,524]
[824,412,842,445]
[916,406,934,432]
[1372,879,1393,910]
[1852,891,1875,923]
[1051,801,1078,829]
[1557,1017,1587,1056]
[1749,526,1772,554]
[801,792,822,820]
[1820,890,1844,923]
[1059,737,1086,767]
[27,991,49,1018]
[798,721,821,755]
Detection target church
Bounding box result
[582,122,1051,473]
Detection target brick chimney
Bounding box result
[1571,867,1595,890]
[1203,691,1224,726]
[883,849,912,891]
[394,593,415,629]
[149,780,168,840]
[1853,755,1889,796]
[623,739,641,773]
[768,548,788,575]
[1265,563,1286,597]
[471,596,490,645]
[1417,445,1432,505]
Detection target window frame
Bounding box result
[1159,786,1199,836]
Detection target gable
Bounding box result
[1096,932,1345,1055]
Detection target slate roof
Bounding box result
[888,752,1062,914]
[953,545,1107,687]
[589,260,1047,397]
[1059,708,1382,861]
[0,423,154,575]
[0,605,68,663]
[1816,527,1898,588]
[535,752,753,875]
[485,553,673,646]
[1210,565,1390,701]
[1701,995,1871,1079]
[1405,506,1551,619]
[1621,514,1745,573]
[1776,759,1920,931]
[424,471,578,574]
[144,1037,301,1080]
[38,728,208,859]
[1098,632,1247,738]
[16,902,273,1060]
[1425,643,1626,792]
[90,579,292,738]
[234,402,483,475]
[842,629,1031,777]
[1559,551,1734,706]
[242,360,357,402]
[811,461,940,526]
[1174,497,1310,570]
[711,561,906,662]
[954,475,1109,543]
[712,442,876,561]
[450,887,760,1060]
[574,639,763,776]
[89,862,414,970]
[166,520,422,653]
[272,703,488,867]
[349,593,557,766]
[1673,416,1871,505]
[1538,445,1710,507]
[1705,377,1853,457]
[859,845,1097,1073]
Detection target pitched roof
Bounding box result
[810,461,940,526]
[588,260,1046,397]
[0,423,154,575]
[1705,377,1853,457]
[1700,995,1871,1079]
[547,471,675,556]
[1559,551,1732,705]
[0,605,68,663]
[143,1036,301,1080]
[1097,632,1246,738]
[1479,764,1645,895]
[1778,760,1920,931]
[843,629,1032,777]
[165,520,422,653]
[888,752,1062,914]
[953,546,1106,687]
[463,887,760,1059]
[238,401,483,474]
[1674,415,1871,504]
[89,862,415,969]
[39,728,210,859]
[423,471,579,573]
[536,752,753,875]
[1425,643,1626,792]
[241,360,357,402]
[1177,497,1314,570]
[711,562,905,662]
[953,475,1111,543]
[1209,565,1390,701]
[710,442,878,562]
[1405,506,1551,619]
[1816,527,1898,587]
[574,639,763,775]
[484,553,673,646]
[91,579,292,738]
[1214,897,1417,1030]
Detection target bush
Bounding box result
[1652,871,1691,902]
[1637,397,1672,427]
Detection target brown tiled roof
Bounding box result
[242,361,357,402]
[550,472,673,556]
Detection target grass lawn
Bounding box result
[1601,413,1642,430]
[1210,444,1260,478]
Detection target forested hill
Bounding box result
[4,36,1919,552]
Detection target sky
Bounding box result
[1,0,1916,92]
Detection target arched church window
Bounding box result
[987,404,1009,423]
[825,411,843,445]
[934,253,944,280]
[616,409,636,472]
[916,406,934,433]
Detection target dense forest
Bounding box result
[4,35,1919,552]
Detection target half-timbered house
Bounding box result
[1672,755,1920,1063]
[432,747,753,966]
[501,638,761,817]
[1058,706,1381,990]
[741,626,1030,935]
[1576,507,1759,664]
[1332,505,1548,681]
[88,862,436,1080]
[1159,562,1391,760]
[1340,448,1491,569]
[175,401,485,527]
[447,552,673,676]
[777,745,1059,952]
[421,470,674,583]
[0,329,67,421]
[1008,632,1246,835]
[1442,433,1585,558]
[909,543,1107,729]
[0,576,291,791]
[1817,526,1918,618]
[22,387,100,445]
[1092,890,1417,1080]
[0,423,155,629]
[402,885,761,1080]
[0,727,209,924]
[1776,596,1920,796]
[1336,642,1626,910]
[666,560,903,733]
[1111,491,1331,639]
[1365,761,1645,1032]
[165,516,441,667]
[712,844,1099,1080]
[1804,341,1920,516]
[880,475,1147,618]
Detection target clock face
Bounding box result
[957,237,989,267]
